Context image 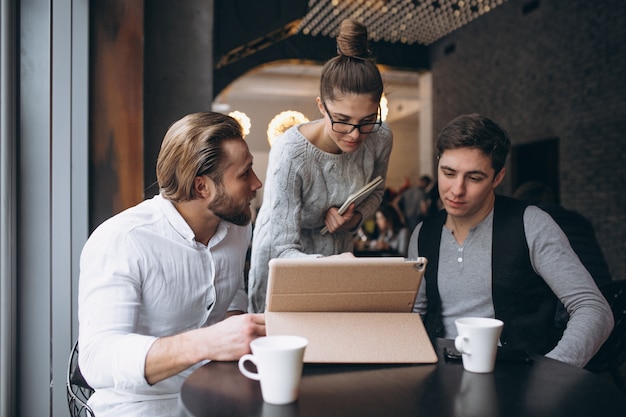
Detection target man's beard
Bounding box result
[208,184,252,226]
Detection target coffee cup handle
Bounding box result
[455,335,471,355]
[238,354,261,380]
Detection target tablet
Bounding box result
[265,256,438,364]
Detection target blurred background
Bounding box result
[2,0,625,415]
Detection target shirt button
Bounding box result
[458,247,463,252]
[458,257,463,262]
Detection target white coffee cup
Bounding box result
[238,335,308,404]
[454,317,504,373]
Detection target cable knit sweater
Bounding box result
[248,121,393,312]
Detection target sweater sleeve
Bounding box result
[524,206,613,367]
[265,134,325,259]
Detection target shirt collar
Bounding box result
[155,193,230,247]
[209,222,230,248]
[476,206,495,230]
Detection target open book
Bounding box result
[320,175,383,235]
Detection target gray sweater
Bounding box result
[409,205,613,368]
[248,121,393,312]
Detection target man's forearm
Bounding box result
[144,331,201,385]
[143,313,266,385]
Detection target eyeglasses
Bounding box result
[322,101,382,134]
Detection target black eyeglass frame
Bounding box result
[322,101,382,134]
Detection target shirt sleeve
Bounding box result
[524,206,613,367]
[408,224,428,316]
[395,227,410,257]
[78,227,158,390]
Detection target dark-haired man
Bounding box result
[409,114,612,368]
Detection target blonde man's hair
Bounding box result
[156,112,243,202]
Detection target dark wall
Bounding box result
[144,0,214,197]
[429,0,626,279]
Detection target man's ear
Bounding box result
[493,168,506,188]
[194,175,212,199]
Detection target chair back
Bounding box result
[66,340,95,417]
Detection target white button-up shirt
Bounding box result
[78,194,249,415]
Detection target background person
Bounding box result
[394,174,432,230]
[368,203,410,256]
[408,113,612,368]
[248,19,393,313]
[78,112,266,417]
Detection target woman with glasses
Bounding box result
[248,19,393,313]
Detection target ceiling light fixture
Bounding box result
[229,110,251,138]
[267,111,310,146]
[380,94,388,122]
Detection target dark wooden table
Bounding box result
[179,339,626,417]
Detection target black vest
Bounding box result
[417,195,562,354]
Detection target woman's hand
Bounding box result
[324,204,362,234]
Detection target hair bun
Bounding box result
[336,19,370,59]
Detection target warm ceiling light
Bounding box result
[267,111,310,146]
[229,110,251,138]
[380,94,388,122]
